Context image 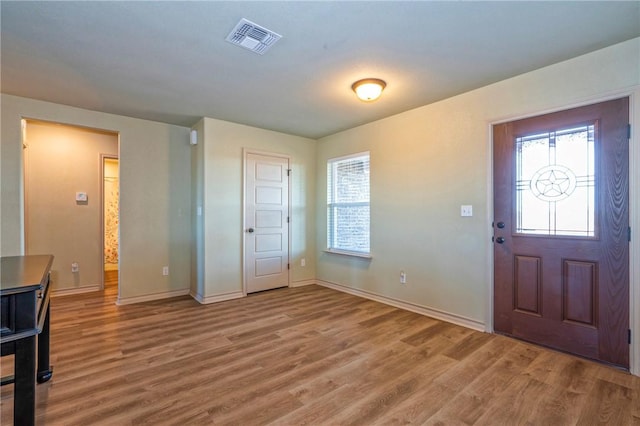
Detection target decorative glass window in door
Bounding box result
[515,123,596,237]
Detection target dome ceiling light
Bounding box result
[351,78,386,102]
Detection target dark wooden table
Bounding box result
[1,255,54,426]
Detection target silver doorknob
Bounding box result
[247,228,254,233]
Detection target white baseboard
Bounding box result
[190,290,245,304]
[52,285,101,297]
[290,279,316,288]
[117,288,190,305]
[316,279,486,332]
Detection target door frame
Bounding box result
[486,89,640,375]
[21,118,120,297]
[241,148,292,296]
[100,154,119,291]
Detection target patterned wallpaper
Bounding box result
[104,176,119,265]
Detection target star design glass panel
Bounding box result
[515,124,595,237]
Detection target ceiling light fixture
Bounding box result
[351,78,386,102]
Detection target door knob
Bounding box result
[495,236,505,244]
[496,222,505,229]
[247,228,254,233]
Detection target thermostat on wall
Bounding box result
[76,192,88,202]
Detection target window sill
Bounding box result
[324,249,372,259]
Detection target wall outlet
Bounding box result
[400,271,406,284]
[162,266,169,276]
[461,205,473,217]
[301,258,306,267]
[71,262,79,273]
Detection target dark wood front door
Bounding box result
[493,98,629,368]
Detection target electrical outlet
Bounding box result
[71,262,79,273]
[162,266,169,276]
[400,271,406,284]
[301,258,306,267]
[461,205,473,217]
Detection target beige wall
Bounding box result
[2,38,638,374]
[190,121,205,298]
[192,118,316,301]
[1,95,192,302]
[24,121,118,291]
[316,38,640,347]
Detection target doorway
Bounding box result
[23,119,119,295]
[243,151,290,294]
[102,156,119,294]
[493,98,630,368]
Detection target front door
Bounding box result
[244,152,290,293]
[493,98,629,368]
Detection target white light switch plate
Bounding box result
[461,205,473,217]
[76,192,88,202]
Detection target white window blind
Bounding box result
[327,152,370,254]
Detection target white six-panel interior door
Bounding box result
[244,152,290,293]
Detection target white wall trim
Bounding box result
[191,290,244,305]
[100,153,119,292]
[290,279,316,288]
[317,279,485,332]
[485,121,495,334]
[52,285,101,297]
[630,88,640,376]
[116,288,190,305]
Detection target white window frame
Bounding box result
[326,151,371,258]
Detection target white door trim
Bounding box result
[100,154,119,291]
[242,149,292,295]
[630,88,640,376]
[486,88,640,376]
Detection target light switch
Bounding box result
[76,192,88,202]
[461,205,473,217]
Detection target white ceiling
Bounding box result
[2,1,639,139]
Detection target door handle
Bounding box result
[496,221,505,229]
[495,236,505,244]
[247,228,254,233]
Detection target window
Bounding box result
[327,152,370,255]
[515,124,596,237]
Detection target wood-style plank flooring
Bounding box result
[2,272,639,425]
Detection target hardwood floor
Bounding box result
[2,276,639,425]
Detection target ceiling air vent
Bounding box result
[225,18,282,55]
